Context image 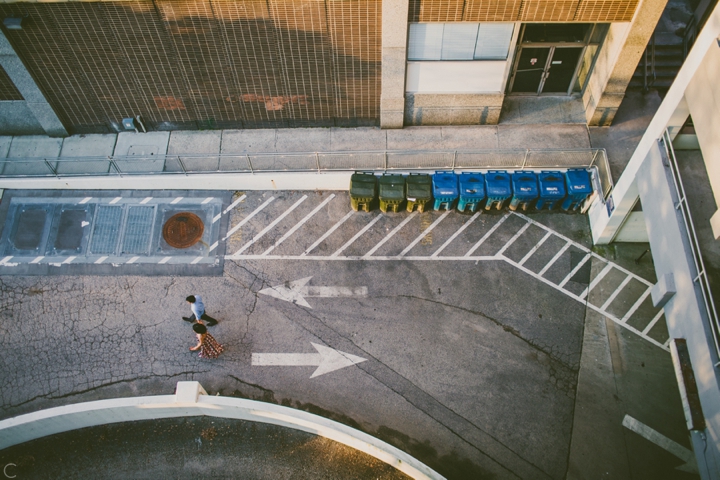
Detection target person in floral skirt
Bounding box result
[189,323,224,359]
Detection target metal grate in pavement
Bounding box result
[90,205,123,255]
[122,206,155,255]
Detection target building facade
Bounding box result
[0,0,666,136]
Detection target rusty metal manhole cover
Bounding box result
[163,212,204,249]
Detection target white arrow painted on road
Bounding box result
[252,342,367,378]
[622,414,698,473]
[258,276,368,308]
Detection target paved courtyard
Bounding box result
[0,190,693,479]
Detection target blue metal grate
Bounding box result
[122,206,154,255]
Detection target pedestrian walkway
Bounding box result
[223,191,667,351]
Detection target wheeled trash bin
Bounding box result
[485,170,512,210]
[457,172,486,213]
[561,169,593,212]
[536,171,567,210]
[349,172,377,212]
[405,173,433,212]
[509,171,539,211]
[379,174,406,213]
[432,171,459,211]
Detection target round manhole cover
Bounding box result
[163,212,204,249]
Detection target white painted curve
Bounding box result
[0,381,444,480]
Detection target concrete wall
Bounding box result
[636,141,720,470]
[380,0,409,129]
[404,93,504,126]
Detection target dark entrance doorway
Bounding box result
[510,46,583,95]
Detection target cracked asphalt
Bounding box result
[0,191,688,479]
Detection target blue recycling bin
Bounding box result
[484,170,512,210]
[536,171,567,210]
[561,169,594,212]
[509,171,539,211]
[432,171,459,211]
[457,172,486,213]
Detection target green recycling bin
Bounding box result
[379,174,406,213]
[405,173,432,212]
[349,172,377,212]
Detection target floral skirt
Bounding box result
[199,333,224,359]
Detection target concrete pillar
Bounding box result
[585,0,669,126]
[380,0,409,129]
[0,30,68,137]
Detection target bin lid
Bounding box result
[511,172,539,197]
[432,172,458,197]
[350,174,376,196]
[459,173,486,198]
[406,182,432,199]
[564,169,593,195]
[485,171,511,197]
[538,171,567,198]
[379,174,405,199]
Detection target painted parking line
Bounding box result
[263,194,335,256]
[232,195,308,256]
[223,196,275,241]
[302,210,355,256]
[399,210,451,257]
[364,212,418,259]
[495,222,531,257]
[558,253,591,288]
[464,214,509,257]
[538,242,571,276]
[431,211,480,257]
[331,215,383,257]
[518,230,552,266]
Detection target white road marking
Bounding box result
[191,257,203,264]
[212,213,222,223]
[518,231,552,266]
[30,256,44,264]
[302,210,355,256]
[331,215,383,257]
[202,197,213,204]
[263,194,335,255]
[464,214,509,257]
[538,242,571,276]
[223,196,275,241]
[643,309,666,335]
[0,256,13,265]
[558,253,592,288]
[171,197,183,204]
[78,197,92,204]
[580,263,614,300]
[109,197,122,204]
[208,241,219,253]
[622,415,697,473]
[158,256,172,264]
[94,256,108,264]
[232,195,308,256]
[431,212,481,257]
[126,256,140,264]
[140,197,152,204]
[223,194,247,215]
[252,342,367,378]
[399,211,451,257]
[259,276,367,308]
[364,212,417,258]
[62,256,76,264]
[621,287,653,323]
[600,275,634,312]
[496,222,531,257]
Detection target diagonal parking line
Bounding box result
[302,210,355,256]
[538,242,571,276]
[518,231,552,266]
[580,263,613,300]
[621,287,653,323]
[464,214,509,257]
[263,194,335,255]
[600,275,633,311]
[431,212,481,257]
[223,196,275,241]
[364,212,417,258]
[643,309,666,335]
[331,215,383,257]
[496,222,531,257]
[558,253,592,288]
[399,211,452,257]
[233,196,307,256]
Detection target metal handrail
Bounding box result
[683,15,697,59]
[0,147,613,201]
[643,31,656,93]
[661,130,720,364]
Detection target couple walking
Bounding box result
[184,295,224,359]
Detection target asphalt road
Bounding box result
[0,191,687,479]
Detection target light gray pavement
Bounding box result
[0,190,694,479]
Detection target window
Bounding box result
[408,23,514,61]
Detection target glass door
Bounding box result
[509,46,584,95]
[542,47,583,93]
[510,47,551,93]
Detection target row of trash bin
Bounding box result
[349,169,594,214]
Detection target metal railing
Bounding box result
[661,130,720,364]
[643,31,656,93]
[0,147,613,201]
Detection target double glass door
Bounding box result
[510,46,584,95]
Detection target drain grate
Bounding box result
[163,212,204,249]
[122,206,155,255]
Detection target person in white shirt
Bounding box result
[183,295,218,326]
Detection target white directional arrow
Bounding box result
[252,342,367,378]
[258,276,368,308]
